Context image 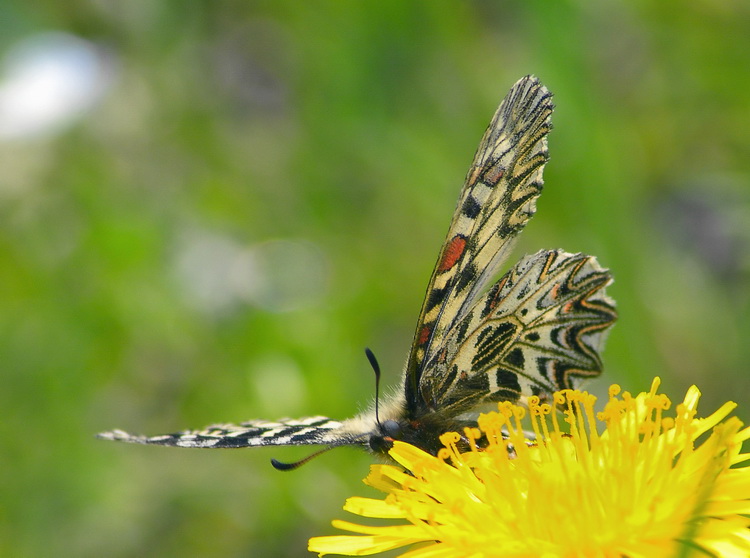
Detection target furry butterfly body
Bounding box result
[99,76,616,462]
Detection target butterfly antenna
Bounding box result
[364,347,382,425]
[271,446,334,471]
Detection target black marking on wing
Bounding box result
[505,347,525,369]
[461,196,482,219]
[491,367,522,399]
[471,322,517,370]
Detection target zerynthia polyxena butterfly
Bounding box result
[98,76,617,469]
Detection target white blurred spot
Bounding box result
[174,230,329,315]
[233,238,329,313]
[174,231,244,315]
[0,31,114,140]
[249,354,307,414]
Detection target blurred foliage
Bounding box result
[1,1,749,557]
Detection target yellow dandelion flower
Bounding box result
[309,378,750,557]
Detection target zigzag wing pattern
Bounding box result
[418,250,616,414]
[97,416,359,449]
[404,76,554,414]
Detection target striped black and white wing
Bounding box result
[97,416,365,449]
[418,250,616,414]
[404,76,554,415]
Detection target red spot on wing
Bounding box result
[438,235,467,272]
[418,325,432,346]
[550,283,561,299]
[483,163,505,185]
[467,167,481,186]
[487,277,508,312]
[437,347,448,364]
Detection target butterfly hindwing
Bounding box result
[404,76,554,415]
[418,250,616,414]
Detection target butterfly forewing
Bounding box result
[404,76,554,414]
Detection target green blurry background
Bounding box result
[2,2,749,557]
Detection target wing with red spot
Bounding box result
[404,76,554,414]
[417,250,616,414]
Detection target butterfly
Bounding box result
[98,76,617,468]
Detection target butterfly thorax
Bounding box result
[357,390,486,457]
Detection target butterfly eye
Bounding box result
[368,420,402,454]
[382,419,401,439]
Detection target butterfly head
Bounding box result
[368,418,401,453]
[367,413,470,457]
